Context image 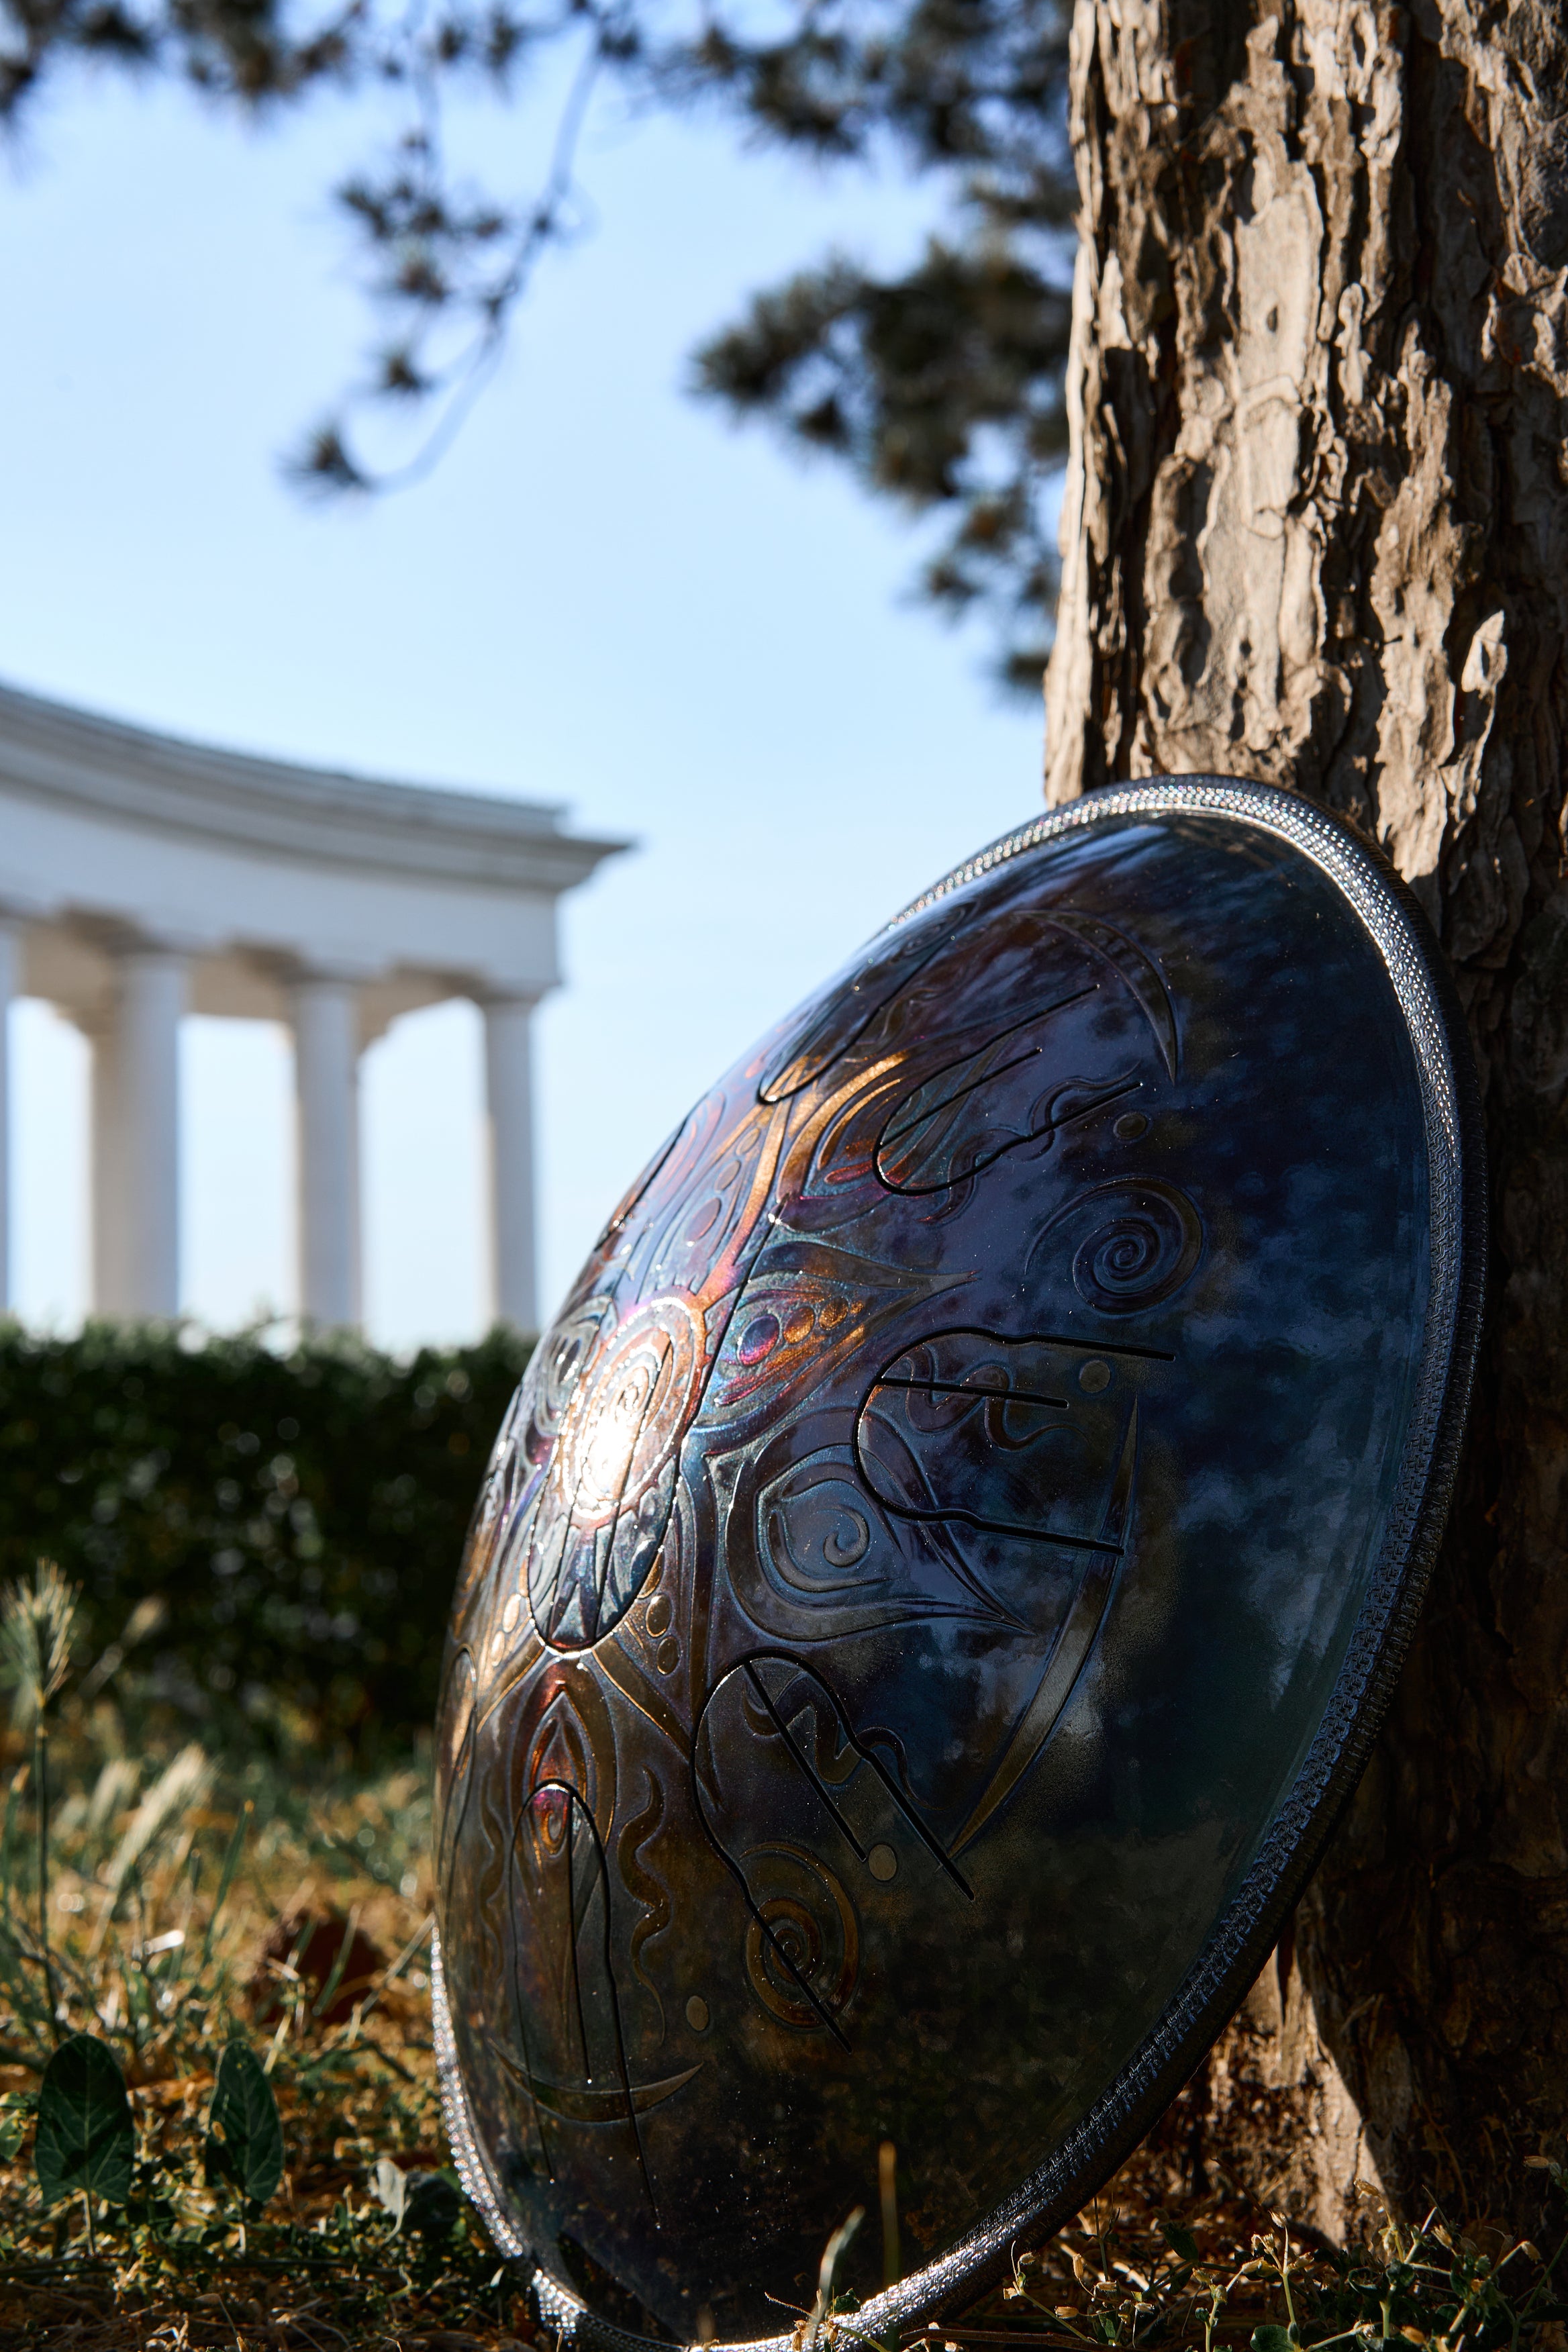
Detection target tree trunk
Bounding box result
[1044,0,1568,2239]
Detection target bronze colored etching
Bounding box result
[434,788,1483,2346]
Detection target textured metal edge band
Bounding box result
[432,1929,524,2260]
[432,775,1488,2352]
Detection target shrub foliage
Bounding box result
[0,1323,530,1747]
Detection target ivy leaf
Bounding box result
[34,2034,134,2206]
[205,2039,285,2206]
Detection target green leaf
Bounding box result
[1161,2222,1202,2264]
[1252,2330,1295,2352]
[0,2090,32,2162]
[205,2039,285,2206]
[34,2033,134,2207]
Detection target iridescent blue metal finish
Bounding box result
[432,780,1484,2351]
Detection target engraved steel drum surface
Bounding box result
[432,781,1483,2348]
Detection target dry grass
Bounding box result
[0,1708,1332,2352]
[0,1577,1558,2352]
[0,1706,540,2351]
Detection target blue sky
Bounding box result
[0,58,1047,1345]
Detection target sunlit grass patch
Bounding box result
[2,1562,1567,2352]
[0,1563,532,2348]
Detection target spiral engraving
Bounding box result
[1024,1179,1203,1314]
[740,1845,859,2032]
[536,1300,616,1438]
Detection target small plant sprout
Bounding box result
[205,2037,287,2251]
[791,2204,865,2351]
[33,2029,135,2254]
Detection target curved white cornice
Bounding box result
[0,678,627,894]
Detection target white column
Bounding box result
[0,919,19,1314]
[483,995,540,1332]
[97,949,187,1319]
[293,977,361,1329]
[89,1012,126,1315]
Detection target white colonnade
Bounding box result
[0,681,623,1330]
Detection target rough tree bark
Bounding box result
[1043,0,1568,2239]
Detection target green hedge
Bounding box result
[0,1322,532,1749]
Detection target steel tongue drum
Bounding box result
[432,778,1484,2350]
